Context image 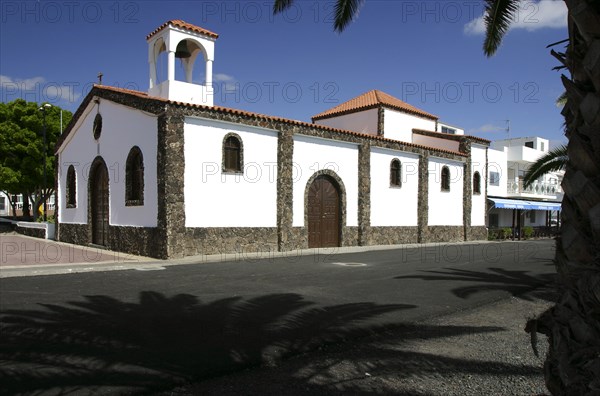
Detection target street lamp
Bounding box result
[39,103,51,222]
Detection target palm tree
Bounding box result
[273,1,600,394]
[523,144,568,188]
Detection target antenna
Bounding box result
[503,119,511,147]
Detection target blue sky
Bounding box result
[1,0,568,146]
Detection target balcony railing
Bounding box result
[14,203,56,211]
[507,180,562,196]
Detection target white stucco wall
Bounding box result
[57,99,159,227]
[412,135,460,152]
[471,144,487,226]
[383,109,436,143]
[184,118,278,227]
[436,122,465,135]
[369,148,420,227]
[313,108,378,135]
[487,146,507,197]
[428,158,464,226]
[292,135,359,227]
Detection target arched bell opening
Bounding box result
[173,39,207,85]
[152,38,168,85]
[151,38,208,87]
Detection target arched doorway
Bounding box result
[90,160,109,246]
[307,175,341,248]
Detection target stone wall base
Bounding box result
[366,226,419,245]
[58,223,488,260]
[466,226,488,241]
[423,226,465,243]
[343,226,359,247]
[184,227,278,256]
[58,223,163,258]
[58,223,89,246]
[16,225,45,239]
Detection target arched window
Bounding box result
[390,159,402,187]
[473,171,481,195]
[126,146,144,206]
[223,134,243,173]
[93,113,102,140]
[66,165,76,208]
[441,166,450,192]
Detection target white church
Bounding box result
[55,20,490,259]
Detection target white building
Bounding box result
[0,192,8,217]
[0,192,56,218]
[487,137,563,235]
[55,20,490,259]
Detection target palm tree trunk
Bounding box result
[529,1,600,394]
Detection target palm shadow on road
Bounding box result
[183,320,547,396]
[1,291,416,395]
[396,267,557,301]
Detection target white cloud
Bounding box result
[213,73,238,91]
[464,0,567,36]
[0,75,81,104]
[464,15,485,35]
[0,75,45,91]
[214,73,235,82]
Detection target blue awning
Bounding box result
[489,198,561,211]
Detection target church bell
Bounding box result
[175,41,191,58]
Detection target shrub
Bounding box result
[502,228,513,239]
[523,226,534,239]
[36,214,56,224]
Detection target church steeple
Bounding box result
[146,20,218,106]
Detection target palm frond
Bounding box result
[556,91,567,107]
[333,0,364,32]
[523,145,568,188]
[546,38,569,48]
[273,0,293,14]
[483,0,520,57]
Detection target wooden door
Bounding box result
[307,176,340,248]
[91,163,109,246]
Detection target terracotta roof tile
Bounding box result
[61,85,465,158]
[146,20,219,40]
[312,89,437,121]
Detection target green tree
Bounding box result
[523,145,568,188]
[274,1,600,394]
[0,99,72,220]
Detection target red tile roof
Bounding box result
[146,20,219,40]
[58,85,466,158]
[312,89,438,121]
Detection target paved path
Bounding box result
[0,233,149,274]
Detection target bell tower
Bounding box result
[146,20,218,106]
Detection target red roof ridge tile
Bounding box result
[312,89,437,121]
[146,20,219,40]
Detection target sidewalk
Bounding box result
[0,232,152,278]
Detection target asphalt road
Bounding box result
[0,239,556,395]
